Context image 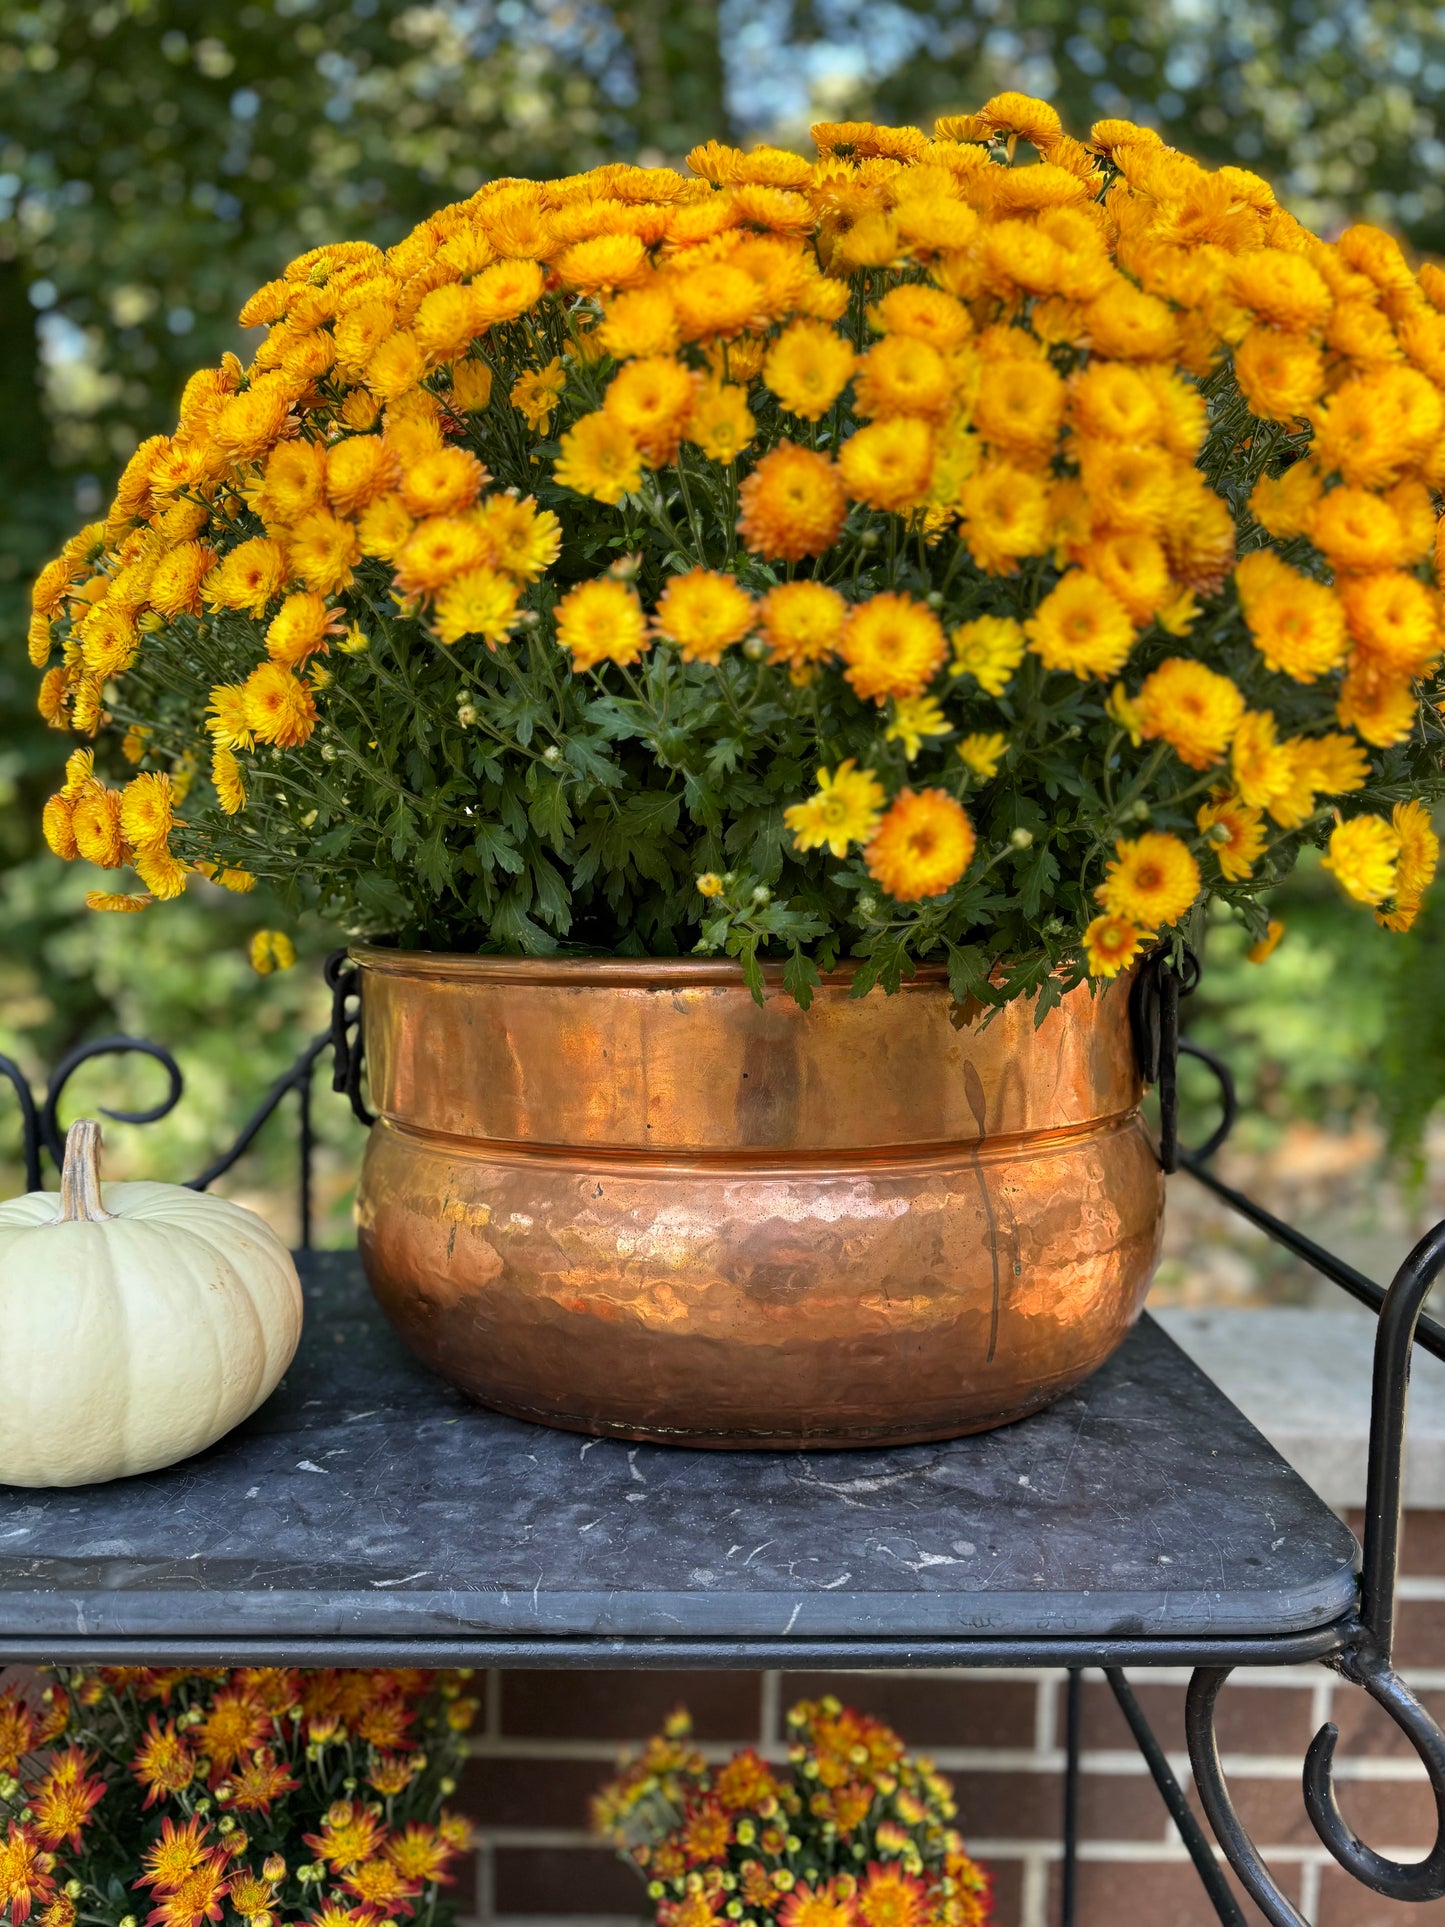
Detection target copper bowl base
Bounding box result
[353,953,1164,1449]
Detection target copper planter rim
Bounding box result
[349,943,955,991]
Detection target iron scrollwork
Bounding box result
[1138,957,1445,1921]
[0,948,369,1249]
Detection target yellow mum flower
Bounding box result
[783,760,887,857]
[1025,571,1135,680]
[85,890,153,913]
[737,443,847,561]
[399,447,487,520]
[1247,918,1286,964]
[557,233,649,294]
[42,793,78,861]
[853,336,954,423]
[695,871,725,898]
[468,257,547,330]
[972,354,1065,460]
[207,683,254,749]
[1228,250,1332,333]
[393,516,490,596]
[266,592,342,667]
[357,495,416,563]
[949,615,1026,695]
[1135,659,1245,769]
[1082,913,1146,979]
[603,356,696,463]
[450,359,494,412]
[669,262,760,341]
[756,579,847,678]
[1095,832,1200,927]
[653,568,754,665]
[868,284,972,352]
[554,577,649,671]
[685,381,755,464]
[554,410,644,505]
[1077,439,1176,533]
[865,788,976,901]
[432,566,521,648]
[134,844,189,900]
[119,772,175,852]
[475,496,563,582]
[958,463,1052,574]
[288,511,361,597]
[1340,571,1439,678]
[1196,794,1266,882]
[839,592,947,704]
[326,436,397,515]
[202,537,288,618]
[1321,813,1400,906]
[250,930,298,975]
[1378,799,1442,927]
[1336,667,1417,748]
[1233,328,1324,423]
[763,320,856,421]
[72,788,126,868]
[838,415,935,512]
[149,540,216,619]
[1234,551,1347,684]
[886,695,952,761]
[509,357,568,434]
[1230,710,1295,810]
[212,745,247,816]
[243,662,318,748]
[597,286,680,360]
[956,731,1008,780]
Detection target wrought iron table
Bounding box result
[3,952,1444,1927]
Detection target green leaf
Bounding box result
[415,825,454,895]
[528,780,573,850]
[782,950,820,1010]
[473,822,525,875]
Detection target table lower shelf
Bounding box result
[0,1251,1360,1664]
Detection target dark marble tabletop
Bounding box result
[0,1252,1358,1651]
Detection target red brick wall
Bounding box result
[454,1512,1445,1927]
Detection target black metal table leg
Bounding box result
[1060,1666,1080,1927]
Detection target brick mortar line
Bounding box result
[473,1826,1397,1865]
[463,1737,1440,1779]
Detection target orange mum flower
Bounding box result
[839,592,947,703]
[0,1824,55,1927]
[737,443,847,560]
[132,1716,196,1808]
[865,789,975,901]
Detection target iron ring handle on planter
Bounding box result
[1128,944,1202,1173]
[325,948,374,1128]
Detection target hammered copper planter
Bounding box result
[353,951,1164,1447]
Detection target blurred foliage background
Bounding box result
[1,0,1443,1258]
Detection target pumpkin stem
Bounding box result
[58,1118,114,1224]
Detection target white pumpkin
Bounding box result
[0,1118,303,1486]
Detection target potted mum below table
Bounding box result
[31,94,1445,1443]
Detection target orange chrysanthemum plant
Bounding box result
[0,1669,476,1927]
[30,96,1445,1009]
[592,1698,990,1927]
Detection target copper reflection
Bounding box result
[354,952,1164,1448]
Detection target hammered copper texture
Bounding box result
[354,953,1164,1447]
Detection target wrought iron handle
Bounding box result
[1129,944,1202,1173]
[326,948,374,1127]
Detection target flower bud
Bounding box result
[456,705,477,727]
[542,744,562,763]
[1009,827,1034,849]
[742,634,768,660]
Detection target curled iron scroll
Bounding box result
[40,1036,185,1169]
